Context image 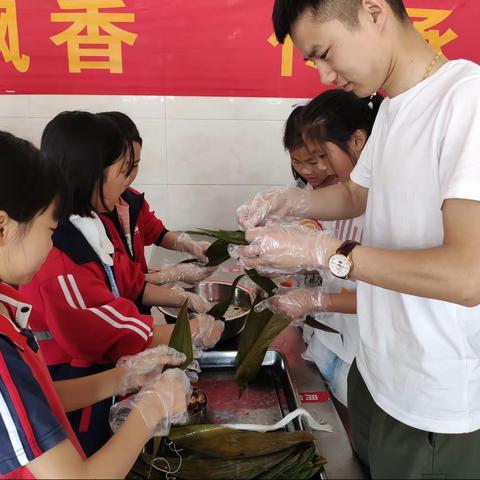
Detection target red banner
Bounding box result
[0,1,478,97]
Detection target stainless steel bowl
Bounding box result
[157,281,251,341]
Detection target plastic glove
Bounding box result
[191,313,224,349]
[229,223,340,275]
[236,185,313,231]
[116,345,186,396]
[149,263,216,286]
[184,291,212,313]
[172,286,212,313]
[174,233,210,264]
[254,288,329,326]
[109,368,191,437]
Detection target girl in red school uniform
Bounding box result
[97,111,214,291]
[20,111,222,455]
[0,130,191,479]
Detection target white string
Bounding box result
[220,407,333,433]
[150,440,183,480]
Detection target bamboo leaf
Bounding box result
[186,228,248,245]
[168,300,193,369]
[151,447,296,480]
[245,268,277,297]
[235,312,290,394]
[205,238,231,266]
[207,274,245,320]
[168,425,314,459]
[235,294,272,369]
[304,315,342,336]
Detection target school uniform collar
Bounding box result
[112,188,145,259]
[121,188,145,236]
[0,283,37,351]
[53,216,113,266]
[70,213,114,266]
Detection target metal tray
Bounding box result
[196,350,305,431]
[195,350,327,479]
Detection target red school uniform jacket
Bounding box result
[20,218,154,369]
[0,283,85,479]
[100,187,168,274]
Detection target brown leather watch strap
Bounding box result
[336,240,361,257]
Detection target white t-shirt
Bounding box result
[350,60,480,433]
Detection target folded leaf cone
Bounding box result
[168,300,193,369]
[234,293,291,394]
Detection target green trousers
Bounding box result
[347,361,480,479]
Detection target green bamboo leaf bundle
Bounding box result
[167,300,193,369]
[168,424,314,459]
[187,228,249,245]
[235,295,272,369]
[130,439,325,480]
[235,295,291,395]
[140,447,296,480]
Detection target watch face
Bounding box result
[329,254,351,278]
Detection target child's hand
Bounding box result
[109,368,191,437]
[116,345,186,395]
[174,233,210,264]
[148,263,216,286]
[254,288,329,326]
[190,313,224,349]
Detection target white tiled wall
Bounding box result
[0,94,306,231]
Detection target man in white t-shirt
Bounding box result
[233,0,480,477]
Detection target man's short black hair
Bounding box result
[273,0,408,43]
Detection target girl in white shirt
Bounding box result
[257,90,382,406]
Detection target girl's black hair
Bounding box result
[283,105,308,184]
[0,131,67,223]
[97,111,143,146]
[40,111,134,217]
[301,90,383,167]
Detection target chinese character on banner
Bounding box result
[0,0,29,72]
[268,33,315,77]
[407,8,458,53]
[50,0,137,73]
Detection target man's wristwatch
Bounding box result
[328,240,361,279]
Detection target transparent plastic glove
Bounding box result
[236,185,313,231]
[109,368,191,437]
[174,233,210,264]
[254,288,329,326]
[229,223,339,275]
[116,345,186,396]
[172,286,212,313]
[149,263,216,286]
[184,291,212,313]
[191,313,224,349]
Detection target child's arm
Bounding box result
[142,282,211,313]
[54,344,186,412]
[255,288,357,321]
[159,231,210,263]
[54,367,122,413]
[28,408,151,479]
[29,369,189,479]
